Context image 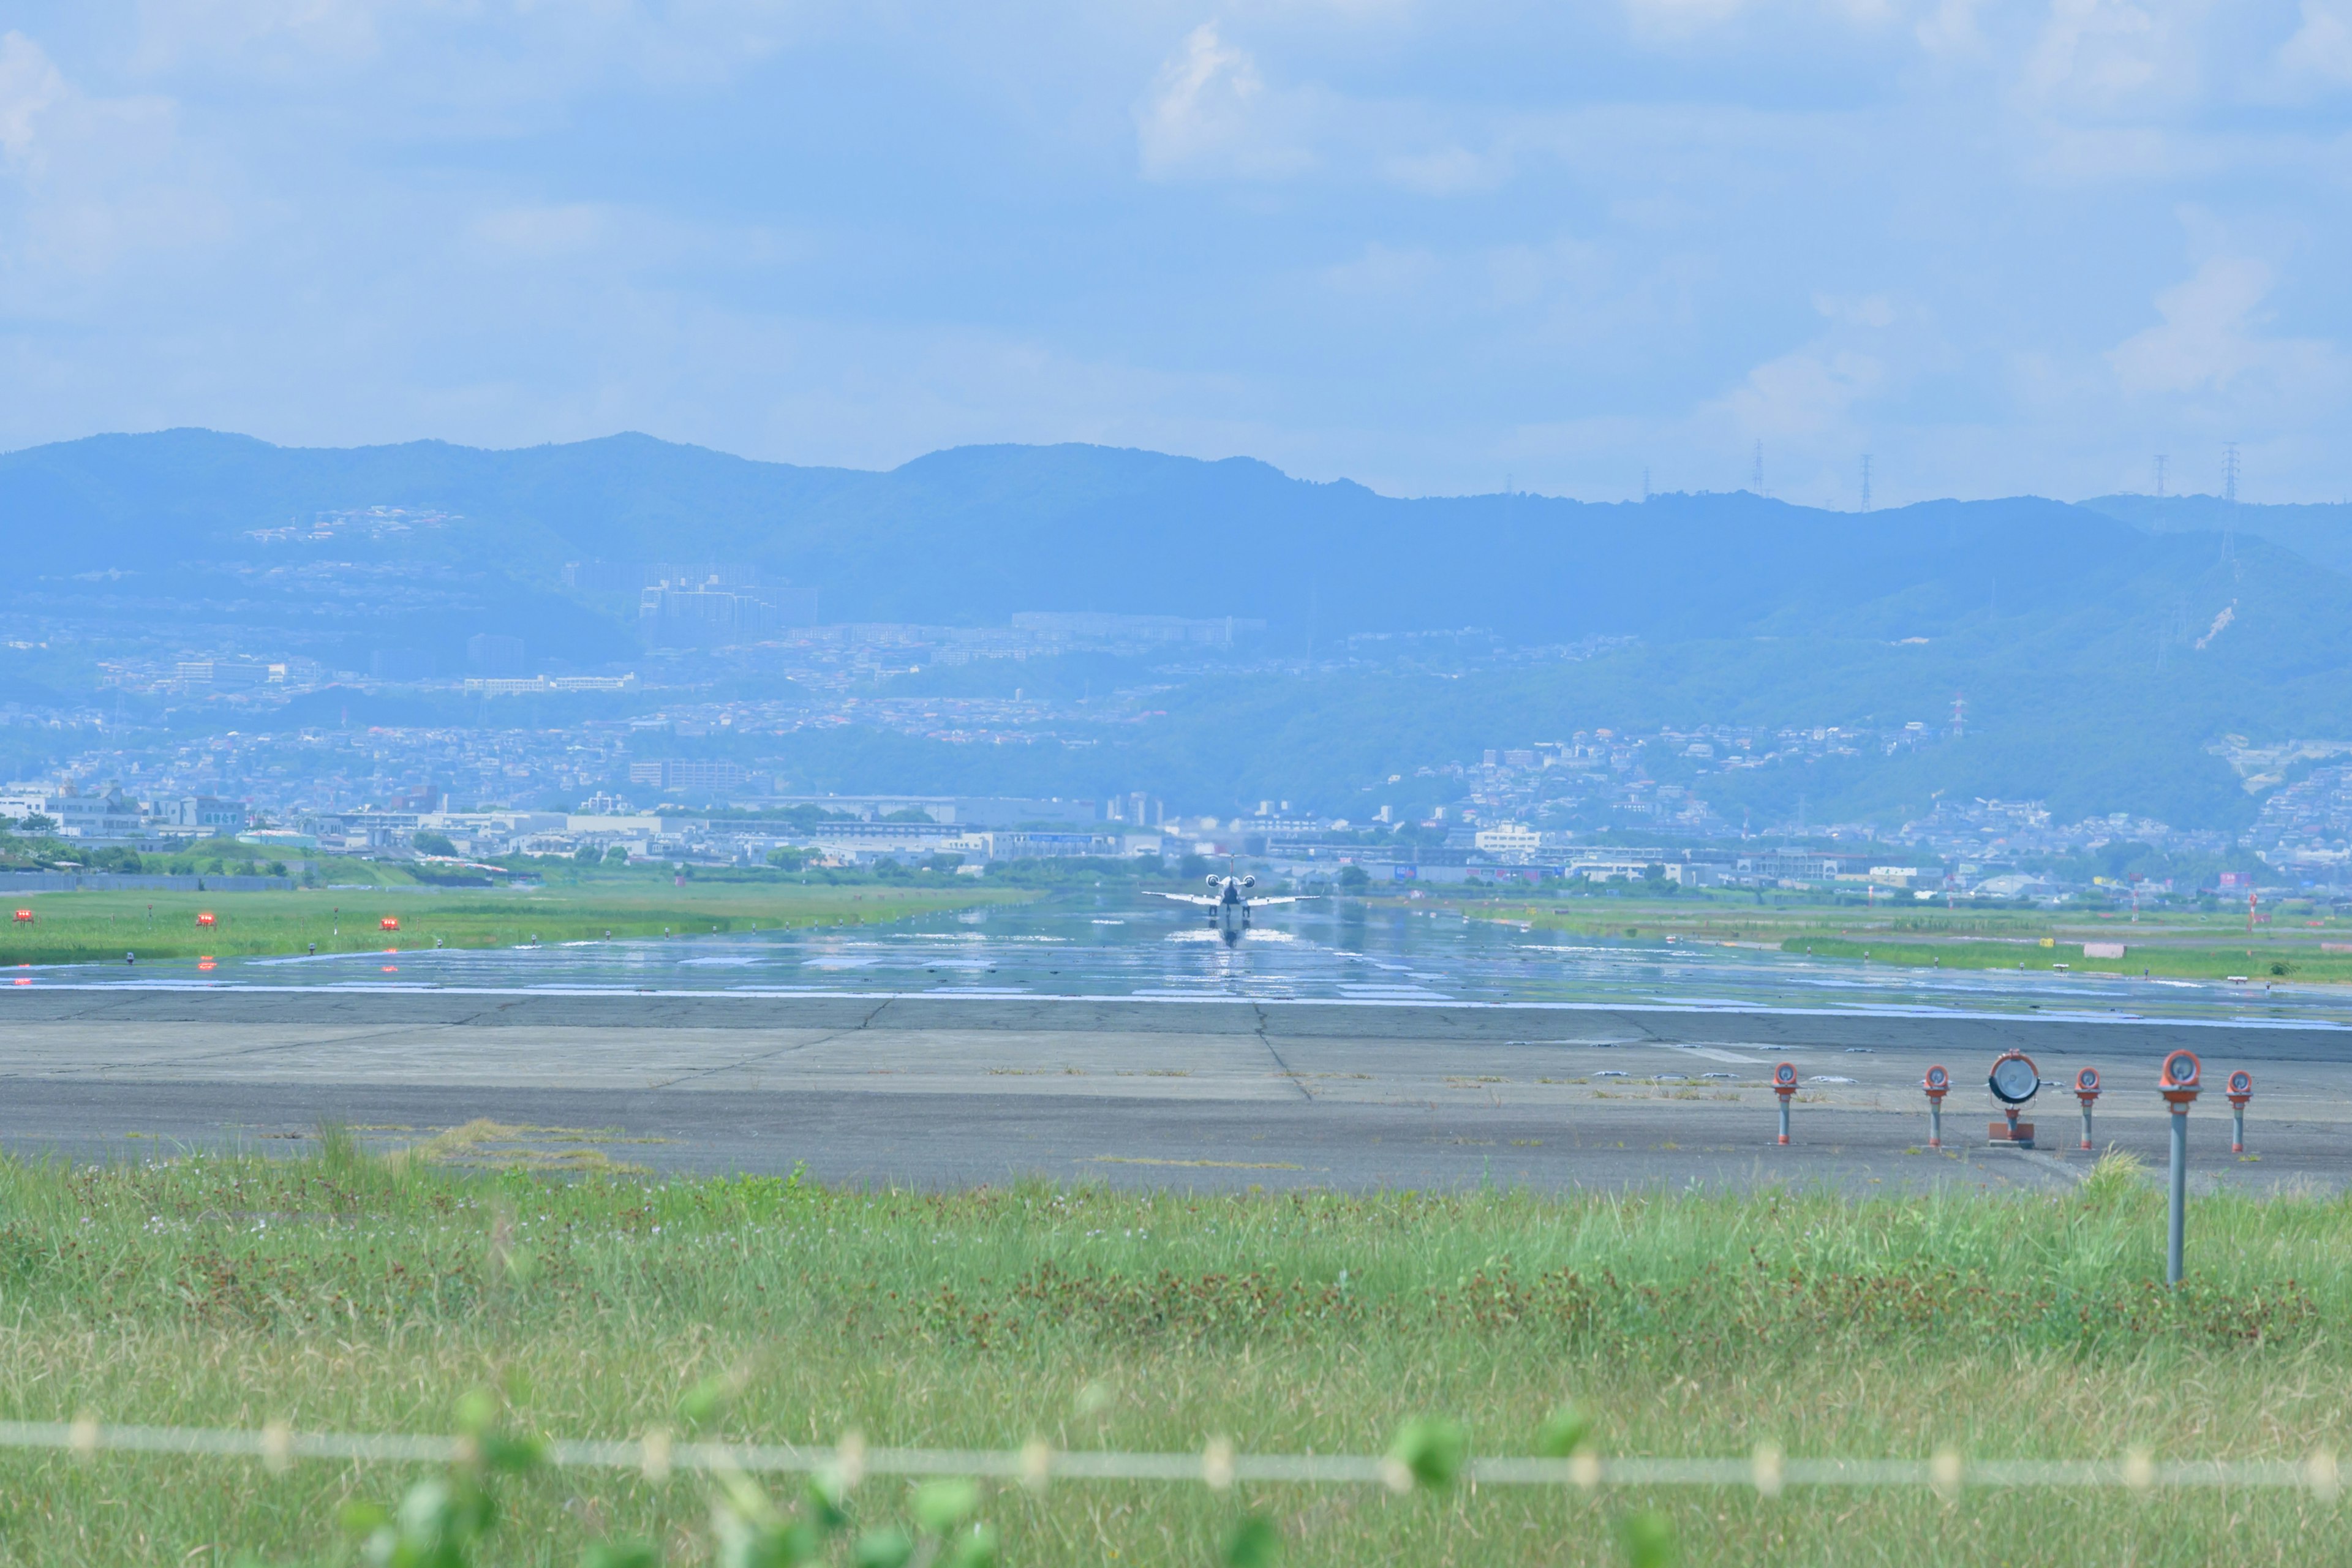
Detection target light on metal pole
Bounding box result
[2226,1069,2252,1155]
[1773,1061,1798,1145]
[1923,1065,1949,1150]
[1987,1050,2042,1148]
[2159,1050,2201,1288]
[2074,1066,2101,1152]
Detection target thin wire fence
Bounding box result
[0,1420,2339,1497]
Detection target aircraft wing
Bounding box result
[1141,891,1222,907]
[1246,895,1308,906]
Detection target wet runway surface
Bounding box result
[22,895,2352,1027]
[5,897,2348,1191]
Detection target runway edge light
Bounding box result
[2074,1066,2101,1153]
[1772,1061,1798,1146]
[2160,1050,2202,1288]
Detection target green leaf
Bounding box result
[1537,1404,1593,1458]
[1387,1418,1470,1490]
[1620,1508,1676,1568]
[802,1477,850,1532]
[1224,1513,1281,1568]
[943,1523,998,1568]
[338,1501,391,1537]
[679,1373,735,1433]
[714,1512,813,1568]
[454,1389,500,1436]
[482,1433,545,1475]
[583,1543,660,1568]
[853,1528,916,1568]
[777,1518,827,1565]
[911,1478,981,1536]
[394,1476,458,1544]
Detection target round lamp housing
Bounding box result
[1988,1050,2041,1106]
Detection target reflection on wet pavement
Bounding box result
[24,895,2352,1028]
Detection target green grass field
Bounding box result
[1416,892,2352,986]
[1779,934,2352,984]
[0,880,1030,966]
[2,1139,2346,1565]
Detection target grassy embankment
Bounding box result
[1,1140,2345,1565]
[0,880,1032,967]
[1414,894,2352,984]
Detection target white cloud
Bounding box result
[469,203,613,262]
[1812,291,1898,328]
[1318,241,1442,297]
[2107,255,2334,396]
[1701,288,1937,447]
[129,0,386,72]
[2018,0,2188,117]
[2278,0,2352,84]
[1913,0,1987,54]
[0,31,69,160]
[1621,0,1753,37]
[1381,143,1506,195]
[1136,21,1318,179]
[1717,344,1885,437]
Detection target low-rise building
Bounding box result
[979,831,1123,860]
[628,759,748,791]
[1473,823,1543,856]
[154,795,250,834]
[18,786,155,838]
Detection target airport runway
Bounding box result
[2,988,2346,1194]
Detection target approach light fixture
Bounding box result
[1987,1049,2041,1147]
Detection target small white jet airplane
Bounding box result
[1146,874,1306,944]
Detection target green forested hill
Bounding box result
[5,430,2351,827]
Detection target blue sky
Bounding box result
[2,2,2348,505]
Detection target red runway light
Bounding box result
[196,912,217,927]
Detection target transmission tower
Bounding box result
[1751,441,1764,495]
[2154,453,2167,497]
[1860,454,1873,513]
[2223,442,2241,563]
[1642,467,1651,502]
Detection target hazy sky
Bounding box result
[2,2,2348,504]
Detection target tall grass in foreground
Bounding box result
[0,1144,2346,1564]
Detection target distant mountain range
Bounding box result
[4,428,2351,829]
